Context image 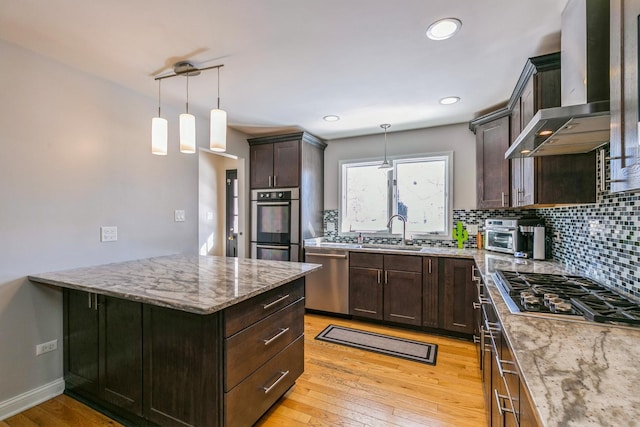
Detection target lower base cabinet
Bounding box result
[63,279,305,427]
[349,253,422,326]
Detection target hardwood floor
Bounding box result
[1,313,486,426]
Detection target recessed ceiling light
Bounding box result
[426,18,462,41]
[439,96,460,105]
[323,115,340,122]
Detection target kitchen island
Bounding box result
[29,254,321,427]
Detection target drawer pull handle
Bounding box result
[263,294,290,310]
[263,370,289,394]
[472,302,481,309]
[494,389,515,417]
[453,322,467,328]
[263,328,290,346]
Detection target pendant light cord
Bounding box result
[157,79,162,117]
[217,67,221,109]
[186,73,190,114]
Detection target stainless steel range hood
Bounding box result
[506,0,610,159]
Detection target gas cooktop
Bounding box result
[494,270,640,327]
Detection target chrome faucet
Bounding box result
[386,214,409,244]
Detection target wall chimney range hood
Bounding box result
[506,0,610,159]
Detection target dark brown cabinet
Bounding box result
[471,52,597,208]
[422,256,439,328]
[475,115,511,208]
[349,252,383,320]
[249,139,299,189]
[439,258,476,335]
[64,289,142,416]
[610,0,640,193]
[349,252,422,326]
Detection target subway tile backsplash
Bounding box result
[322,163,640,299]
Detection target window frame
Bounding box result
[338,151,453,239]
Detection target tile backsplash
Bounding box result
[322,175,640,300]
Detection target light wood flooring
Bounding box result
[1,313,486,426]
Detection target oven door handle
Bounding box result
[255,244,289,250]
[256,201,290,206]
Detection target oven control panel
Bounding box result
[257,191,291,200]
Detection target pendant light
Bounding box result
[209,66,227,152]
[151,79,168,155]
[179,69,196,153]
[379,124,392,169]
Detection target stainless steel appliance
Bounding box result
[494,270,640,327]
[304,248,349,314]
[484,218,541,255]
[251,188,299,261]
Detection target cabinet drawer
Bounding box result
[350,252,383,269]
[225,335,304,427]
[384,254,421,272]
[225,299,304,391]
[224,279,304,337]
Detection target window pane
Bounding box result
[396,159,446,234]
[341,164,389,232]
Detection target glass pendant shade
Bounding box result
[151,117,168,155]
[179,113,196,153]
[209,108,227,152]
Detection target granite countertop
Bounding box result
[473,252,640,427]
[29,254,322,315]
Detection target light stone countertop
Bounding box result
[307,240,640,426]
[473,252,640,427]
[29,254,322,315]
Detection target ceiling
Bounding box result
[0,0,567,140]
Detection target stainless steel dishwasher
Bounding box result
[304,248,349,314]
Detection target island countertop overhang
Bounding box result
[28,254,322,315]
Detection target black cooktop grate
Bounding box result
[495,270,640,326]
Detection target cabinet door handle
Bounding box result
[93,294,99,311]
[473,302,481,309]
[274,175,277,187]
[501,191,506,207]
[263,294,290,310]
[262,370,289,394]
[268,176,272,187]
[87,293,92,309]
[428,259,432,274]
[384,270,388,285]
[263,328,290,346]
[473,335,481,344]
[377,270,381,284]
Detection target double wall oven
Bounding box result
[251,188,300,261]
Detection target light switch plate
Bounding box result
[100,226,118,242]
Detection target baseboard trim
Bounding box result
[0,378,65,420]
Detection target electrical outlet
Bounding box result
[467,224,479,234]
[174,210,186,222]
[100,226,118,242]
[36,339,58,355]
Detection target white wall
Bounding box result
[323,123,477,210]
[0,40,249,408]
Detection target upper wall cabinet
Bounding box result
[475,115,510,209]
[470,53,596,208]
[610,0,640,192]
